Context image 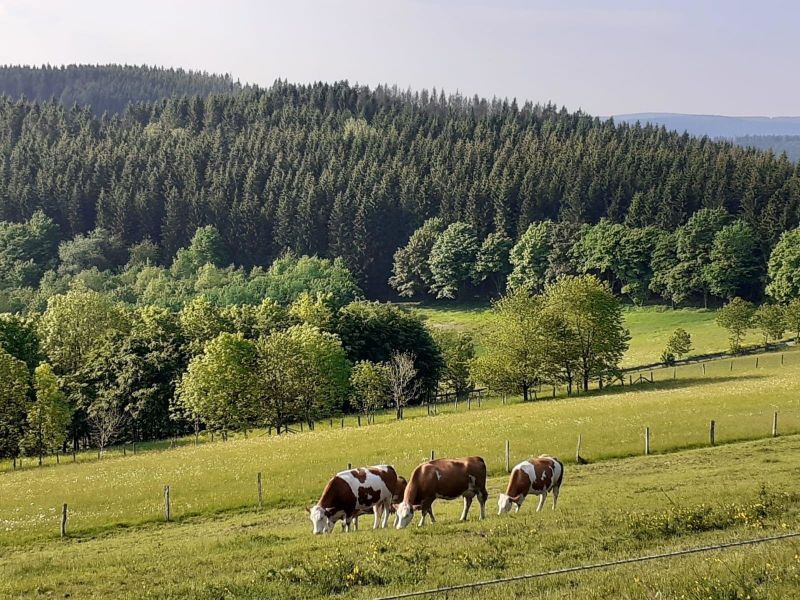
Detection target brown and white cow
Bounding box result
[395,457,488,528]
[351,474,407,530]
[307,465,401,534]
[498,455,564,514]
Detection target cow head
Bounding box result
[497,493,521,514]
[394,501,415,529]
[308,505,335,534]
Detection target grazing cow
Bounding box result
[498,455,564,514]
[395,457,488,528]
[308,465,400,534]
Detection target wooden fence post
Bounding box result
[781,353,784,366]
[650,370,654,382]
[730,361,733,372]
[357,415,361,427]
[60,503,68,538]
[644,427,651,455]
[709,420,716,446]
[430,450,435,461]
[673,367,676,380]
[756,356,759,368]
[341,418,344,429]
[12,457,15,470]
[257,472,263,510]
[702,363,706,375]
[575,434,582,463]
[772,412,778,437]
[505,440,510,473]
[164,485,171,522]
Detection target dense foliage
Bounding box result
[394,215,800,306]
[0,64,241,114]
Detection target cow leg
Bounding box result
[381,502,391,528]
[353,516,359,531]
[427,506,436,523]
[552,486,560,510]
[460,496,473,521]
[536,492,547,512]
[341,520,347,532]
[373,505,382,529]
[478,488,488,520]
[418,511,427,527]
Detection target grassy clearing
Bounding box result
[413,302,768,366]
[1,435,799,599]
[2,349,799,549]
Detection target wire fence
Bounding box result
[374,531,800,599]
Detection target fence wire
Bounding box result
[374,531,800,599]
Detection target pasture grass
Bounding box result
[413,302,770,366]
[1,435,799,599]
[1,348,799,551]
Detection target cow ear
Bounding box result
[510,495,522,503]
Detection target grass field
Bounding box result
[413,303,768,367]
[2,350,800,598]
[1,436,799,599]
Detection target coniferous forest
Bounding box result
[0,66,798,302]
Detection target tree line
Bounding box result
[1,76,799,298]
[391,212,800,306]
[0,227,634,462]
[0,259,445,460]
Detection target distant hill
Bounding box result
[612,113,800,161]
[612,113,800,138]
[0,64,242,114]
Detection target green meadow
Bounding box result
[414,303,769,366]
[2,349,800,598]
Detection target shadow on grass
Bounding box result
[586,373,769,400]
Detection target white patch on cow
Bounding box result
[336,468,393,511]
[395,501,414,529]
[551,459,563,489]
[516,461,538,488]
[497,493,513,514]
[435,470,442,481]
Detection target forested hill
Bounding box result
[0,64,241,114]
[1,80,799,295]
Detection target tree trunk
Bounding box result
[522,384,529,402]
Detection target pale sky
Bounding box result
[0,0,797,116]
